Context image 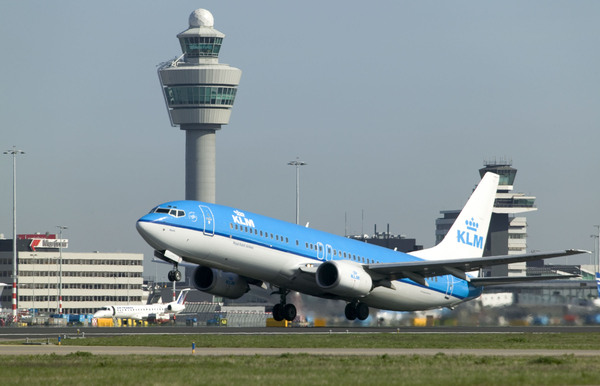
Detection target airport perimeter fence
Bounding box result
[181,303,267,327]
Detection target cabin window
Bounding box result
[286,237,289,243]
[230,223,233,229]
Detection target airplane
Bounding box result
[136,173,586,322]
[93,288,190,321]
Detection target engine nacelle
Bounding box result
[315,261,372,298]
[192,266,249,299]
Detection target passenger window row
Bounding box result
[229,223,381,265]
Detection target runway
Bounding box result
[2,344,600,357]
[1,326,599,356]
[1,325,600,340]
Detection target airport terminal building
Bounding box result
[0,233,143,315]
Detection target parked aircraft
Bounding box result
[93,288,190,320]
[136,173,585,321]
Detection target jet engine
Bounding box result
[192,266,249,299]
[315,261,372,298]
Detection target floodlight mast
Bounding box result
[287,158,307,225]
[3,146,25,322]
[56,226,67,314]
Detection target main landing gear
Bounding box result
[345,302,369,321]
[167,263,182,282]
[272,289,297,322]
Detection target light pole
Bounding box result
[3,146,25,322]
[287,158,306,225]
[57,225,67,314]
[591,234,598,272]
[594,226,600,274]
[30,253,37,315]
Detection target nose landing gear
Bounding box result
[167,263,182,282]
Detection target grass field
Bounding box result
[3,333,600,385]
[55,331,600,350]
[3,352,600,385]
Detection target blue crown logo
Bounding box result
[465,218,479,232]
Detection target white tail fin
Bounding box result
[176,288,190,305]
[410,172,499,261]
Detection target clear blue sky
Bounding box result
[1,1,599,279]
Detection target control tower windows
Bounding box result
[180,37,223,57]
[165,86,237,106]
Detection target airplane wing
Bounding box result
[365,249,588,287]
[468,274,580,287]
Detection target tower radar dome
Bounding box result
[189,9,214,28]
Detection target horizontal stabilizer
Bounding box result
[470,274,580,287]
[367,249,588,281]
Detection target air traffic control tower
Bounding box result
[158,9,241,203]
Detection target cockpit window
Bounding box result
[152,207,186,218]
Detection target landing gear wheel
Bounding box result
[345,302,369,321]
[283,304,297,322]
[272,304,284,322]
[356,303,369,321]
[345,303,357,320]
[168,270,182,282]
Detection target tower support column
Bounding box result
[185,126,218,202]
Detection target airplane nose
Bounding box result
[136,220,164,250]
[136,219,148,234]
[136,220,150,238]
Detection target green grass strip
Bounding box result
[2,353,600,385]
[49,332,600,350]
